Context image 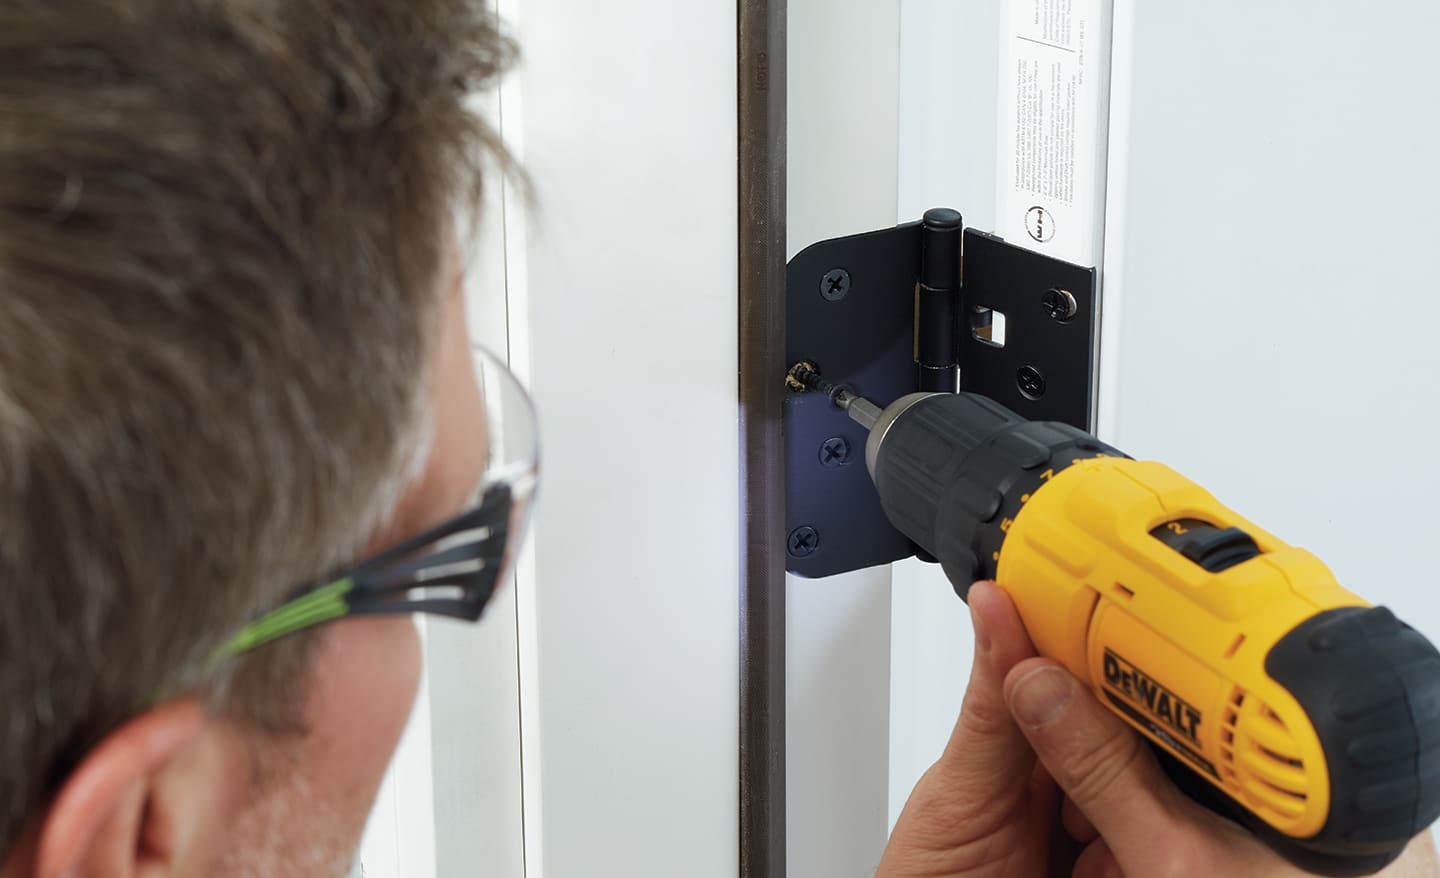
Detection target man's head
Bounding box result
[0,1,513,874]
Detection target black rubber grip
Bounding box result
[870,392,1123,600]
[1257,606,1440,874]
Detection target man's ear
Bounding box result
[33,698,241,878]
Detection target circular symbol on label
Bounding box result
[1025,206,1056,243]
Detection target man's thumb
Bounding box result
[933,584,1041,782]
[1004,659,1181,852]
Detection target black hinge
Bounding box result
[784,208,1099,578]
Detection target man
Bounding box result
[0,2,1433,876]
[0,2,513,874]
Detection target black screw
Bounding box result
[820,269,851,301]
[819,436,851,467]
[1017,365,1047,400]
[788,526,820,558]
[1041,288,1078,322]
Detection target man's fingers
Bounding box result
[934,583,1038,783]
[1071,839,1122,878]
[1061,795,1098,843]
[1004,658,1179,856]
[876,583,1045,873]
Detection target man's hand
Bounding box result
[877,582,1440,878]
[876,582,1055,877]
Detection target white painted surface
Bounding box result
[493,2,545,867]
[508,0,741,875]
[355,774,400,878]
[1093,0,1133,443]
[356,619,439,878]
[897,0,1004,233]
[787,2,900,875]
[1104,0,1440,643]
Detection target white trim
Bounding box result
[391,620,439,877]
[787,1,900,874]
[355,768,399,878]
[493,0,541,870]
[1095,0,1135,444]
[356,620,438,878]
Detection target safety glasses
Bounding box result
[218,345,539,659]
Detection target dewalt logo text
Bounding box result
[1102,649,1201,745]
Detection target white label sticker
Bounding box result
[998,0,1111,267]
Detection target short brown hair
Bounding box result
[0,0,512,852]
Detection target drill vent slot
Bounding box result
[1219,688,1313,829]
[1259,745,1303,768]
[1219,689,1244,783]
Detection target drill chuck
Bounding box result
[865,392,1122,598]
[861,391,1440,876]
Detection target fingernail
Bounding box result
[1009,667,1074,727]
[969,582,994,653]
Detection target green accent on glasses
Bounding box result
[219,577,354,660]
[215,483,516,663]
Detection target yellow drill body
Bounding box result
[1000,457,1362,837]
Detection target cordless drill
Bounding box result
[793,368,1440,877]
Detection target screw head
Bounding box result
[787,526,820,558]
[1041,288,1078,322]
[1017,365,1047,400]
[819,436,851,467]
[820,269,851,301]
